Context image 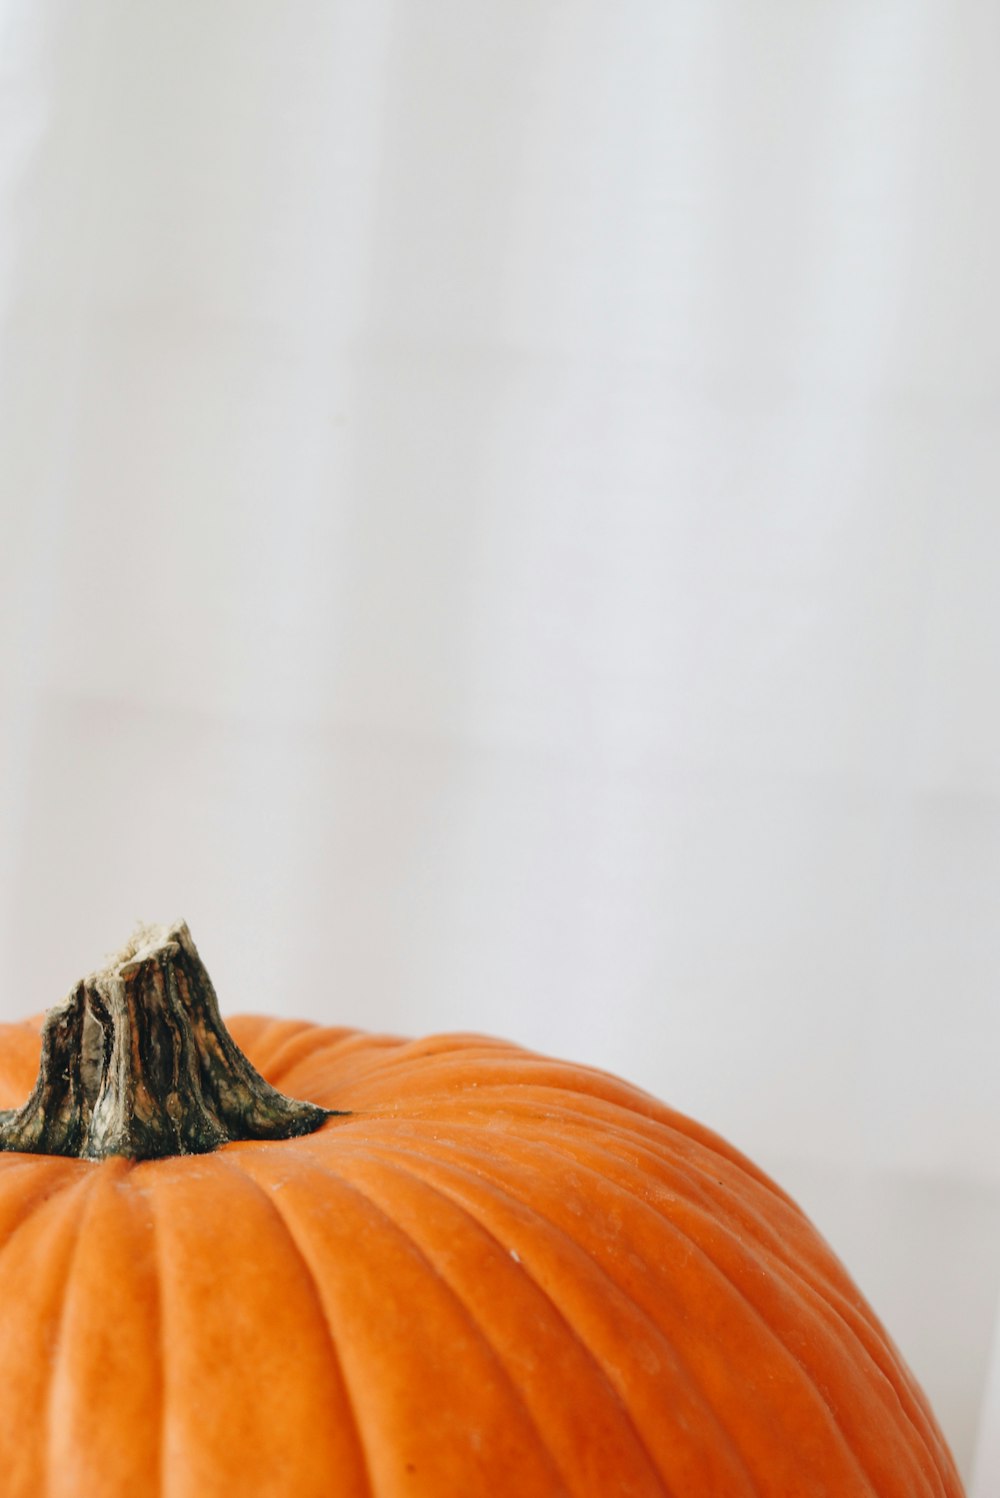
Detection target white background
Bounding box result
[1,2,998,1485]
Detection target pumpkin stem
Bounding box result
[0,921,332,1161]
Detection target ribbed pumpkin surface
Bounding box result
[0,1017,963,1498]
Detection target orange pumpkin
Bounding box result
[0,923,964,1497]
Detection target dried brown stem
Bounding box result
[0,921,331,1161]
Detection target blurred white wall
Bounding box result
[1,0,998,1481]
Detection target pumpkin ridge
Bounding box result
[321,1053,791,1206]
[138,1156,371,1497]
[36,1176,97,1498]
[218,1154,382,1498]
[293,1114,958,1498]
[0,1159,87,1250]
[125,1174,167,1498]
[288,1144,670,1498]
[480,1099,878,1341]
[267,1031,414,1103]
[208,1155,374,1498]
[518,1136,950,1497]
[248,1024,336,1088]
[482,1133,908,1495]
[342,1137,763,1498]
[530,1113,956,1492]
[478,1099,944,1466]
[399,1075,795,1206]
[240,1146,576,1498]
[290,1097,947,1488]
[375,1127,885,1497]
[517,1130,941,1498]
[142,1168,166,1498]
[42,1183,82,1498]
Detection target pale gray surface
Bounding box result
[1,0,998,1479]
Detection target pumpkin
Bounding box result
[0,923,963,1498]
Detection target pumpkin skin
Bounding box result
[0,1014,963,1498]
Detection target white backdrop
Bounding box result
[1,1,998,1483]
